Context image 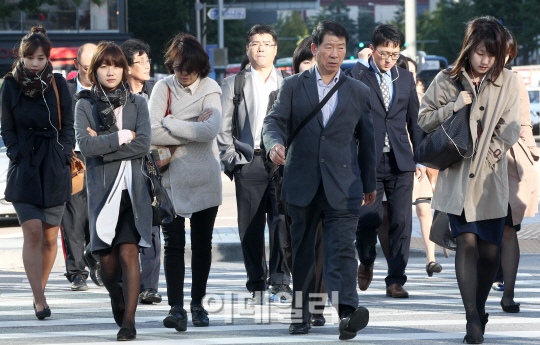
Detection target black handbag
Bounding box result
[429,210,457,251]
[142,152,176,226]
[414,77,476,170]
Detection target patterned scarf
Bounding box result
[8,60,54,98]
[75,84,128,131]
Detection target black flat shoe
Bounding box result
[501,300,520,313]
[191,304,209,327]
[117,327,136,341]
[463,334,483,344]
[426,261,442,277]
[163,306,188,332]
[289,323,310,334]
[311,314,326,326]
[481,313,489,335]
[33,303,51,320]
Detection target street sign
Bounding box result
[207,7,246,20]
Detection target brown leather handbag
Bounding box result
[52,76,85,195]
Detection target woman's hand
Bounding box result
[131,131,136,140]
[87,127,97,137]
[197,108,213,122]
[453,91,474,112]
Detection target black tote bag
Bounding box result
[142,152,176,226]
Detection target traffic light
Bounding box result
[404,43,407,47]
[350,56,355,60]
[359,42,365,48]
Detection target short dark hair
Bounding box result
[396,54,409,70]
[88,41,129,85]
[120,39,150,66]
[293,37,314,74]
[15,26,52,68]
[312,21,349,47]
[371,24,404,49]
[245,24,277,45]
[505,28,518,65]
[164,33,211,78]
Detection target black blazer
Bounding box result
[263,67,377,212]
[1,74,74,207]
[346,61,422,172]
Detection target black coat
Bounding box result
[1,74,75,207]
[346,61,422,172]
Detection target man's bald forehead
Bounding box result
[77,43,97,60]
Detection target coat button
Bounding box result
[321,136,325,140]
[385,118,389,121]
[343,164,347,168]
[320,159,325,163]
[469,173,475,178]
[480,106,485,111]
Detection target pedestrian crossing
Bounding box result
[1,259,540,344]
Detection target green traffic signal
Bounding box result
[350,56,354,60]
[404,43,407,47]
[359,42,365,48]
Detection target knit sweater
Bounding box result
[149,75,223,215]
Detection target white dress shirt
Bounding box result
[251,67,279,149]
[314,67,340,127]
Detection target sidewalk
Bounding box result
[2,172,540,270]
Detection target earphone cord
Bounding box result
[39,62,64,150]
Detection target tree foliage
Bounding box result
[274,11,309,59]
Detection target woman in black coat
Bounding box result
[1,26,74,320]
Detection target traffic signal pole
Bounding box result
[405,0,417,60]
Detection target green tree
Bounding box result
[0,0,104,21]
[274,11,309,59]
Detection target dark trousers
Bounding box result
[356,151,414,287]
[60,179,98,282]
[234,155,290,292]
[162,206,218,307]
[288,183,359,324]
[140,226,161,292]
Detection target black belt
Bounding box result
[253,149,262,156]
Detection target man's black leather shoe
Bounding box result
[138,288,162,304]
[311,314,326,326]
[191,304,209,327]
[163,306,188,332]
[71,275,88,291]
[339,307,369,340]
[289,323,311,334]
[84,247,103,287]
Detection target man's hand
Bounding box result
[363,190,376,207]
[416,167,426,182]
[269,143,286,165]
[358,48,373,61]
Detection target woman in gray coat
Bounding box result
[74,42,152,341]
[418,17,520,344]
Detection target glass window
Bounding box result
[0,11,22,31]
[24,1,77,31]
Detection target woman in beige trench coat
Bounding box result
[493,29,539,313]
[418,17,520,344]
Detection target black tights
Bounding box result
[500,226,520,305]
[455,233,500,337]
[99,243,140,329]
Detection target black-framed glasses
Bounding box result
[133,59,152,66]
[375,50,400,60]
[74,59,89,72]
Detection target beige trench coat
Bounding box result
[508,72,539,225]
[418,68,521,222]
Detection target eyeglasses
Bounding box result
[133,59,152,66]
[248,42,276,49]
[376,50,400,60]
[74,59,89,72]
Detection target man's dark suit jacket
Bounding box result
[262,66,377,213]
[346,61,422,172]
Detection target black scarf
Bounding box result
[75,84,128,131]
[7,60,54,98]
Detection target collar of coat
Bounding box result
[456,66,504,88]
[163,74,222,102]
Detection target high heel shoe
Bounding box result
[117,326,136,341]
[480,313,489,335]
[110,286,125,327]
[500,300,520,313]
[33,302,51,320]
[463,334,484,344]
[426,261,442,277]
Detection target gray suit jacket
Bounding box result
[262,67,377,212]
[217,66,287,175]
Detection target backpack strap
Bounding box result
[51,76,61,130]
[231,69,246,139]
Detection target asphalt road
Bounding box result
[1,255,540,345]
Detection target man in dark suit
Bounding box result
[62,43,102,291]
[346,24,424,298]
[120,38,160,305]
[217,25,291,305]
[263,21,377,340]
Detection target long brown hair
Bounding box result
[445,16,507,82]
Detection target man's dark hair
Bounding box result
[120,38,150,66]
[292,36,314,74]
[245,24,277,45]
[371,24,404,49]
[312,21,349,47]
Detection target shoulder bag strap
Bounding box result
[51,76,61,130]
[286,75,347,148]
[165,86,172,117]
[232,69,246,140]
